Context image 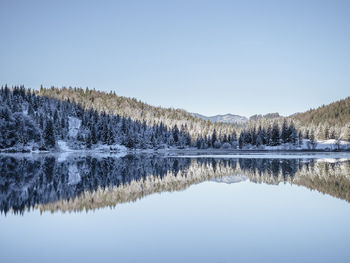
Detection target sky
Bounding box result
[1,0,349,117]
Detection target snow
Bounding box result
[56,140,127,159]
[177,152,350,160]
[315,139,350,150]
[240,139,350,151]
[211,175,248,184]
[57,140,73,152]
[68,164,81,185]
[68,117,81,138]
[93,144,128,154]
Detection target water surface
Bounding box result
[1,153,349,262]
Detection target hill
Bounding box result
[291,97,350,140]
[292,97,350,126]
[38,86,238,140]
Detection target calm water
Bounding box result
[1,153,350,263]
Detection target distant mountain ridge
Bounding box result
[249,112,281,121]
[192,113,248,125]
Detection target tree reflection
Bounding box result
[0,155,349,214]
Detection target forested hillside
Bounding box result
[0,86,194,151]
[38,86,238,140]
[1,85,349,151]
[291,97,350,141]
[37,86,350,142]
[292,97,350,126]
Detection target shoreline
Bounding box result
[1,147,350,155]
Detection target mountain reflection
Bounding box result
[0,155,349,214]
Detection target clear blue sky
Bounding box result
[1,0,349,117]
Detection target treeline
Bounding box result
[237,120,316,149]
[194,129,238,149]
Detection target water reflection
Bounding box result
[0,154,350,214]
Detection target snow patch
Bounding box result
[57,140,73,152]
[68,117,81,138]
[68,164,81,185]
[211,175,248,184]
[242,139,350,151]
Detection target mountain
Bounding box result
[192,113,248,125]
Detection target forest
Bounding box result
[0,85,349,151]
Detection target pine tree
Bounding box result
[211,129,217,147]
[309,130,317,149]
[324,126,329,140]
[107,125,114,145]
[172,125,179,144]
[238,133,244,149]
[44,119,56,148]
[305,129,310,139]
[288,121,297,144]
[298,131,303,146]
[256,133,263,147]
[281,119,289,143]
[90,126,97,144]
[271,122,280,146]
[86,133,92,149]
[266,125,272,146]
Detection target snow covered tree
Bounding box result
[288,121,297,144]
[211,129,217,147]
[309,130,317,149]
[298,131,303,146]
[324,126,329,140]
[271,122,280,146]
[281,119,289,143]
[44,119,56,149]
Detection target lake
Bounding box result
[1,152,350,263]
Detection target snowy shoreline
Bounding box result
[1,146,350,155]
[1,138,350,155]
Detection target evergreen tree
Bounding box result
[211,129,217,147]
[44,119,56,148]
[324,126,329,140]
[288,121,297,144]
[304,129,310,139]
[266,125,272,146]
[172,125,179,144]
[309,130,317,149]
[90,126,97,144]
[298,131,303,146]
[86,132,92,149]
[271,122,280,146]
[281,119,289,143]
[238,133,244,149]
